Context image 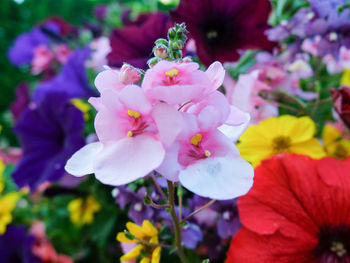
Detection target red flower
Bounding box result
[170,0,275,66]
[226,154,350,263]
[331,87,350,130]
[107,12,172,69]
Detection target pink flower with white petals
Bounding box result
[157,110,253,200]
[31,45,54,74]
[142,60,214,105]
[65,85,183,186]
[54,44,72,64]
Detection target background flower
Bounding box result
[226,154,350,262]
[170,0,275,66]
[12,92,85,191]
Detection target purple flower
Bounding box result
[268,0,350,58]
[107,12,172,69]
[0,225,41,263]
[211,200,241,239]
[8,26,51,66]
[94,4,107,20]
[34,46,97,102]
[12,92,85,191]
[113,186,155,225]
[10,82,31,121]
[170,0,275,66]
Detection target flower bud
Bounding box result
[171,40,184,50]
[170,50,182,60]
[147,57,160,68]
[155,38,168,46]
[153,44,169,59]
[143,193,152,206]
[168,28,176,40]
[119,64,141,84]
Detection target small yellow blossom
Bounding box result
[238,115,326,167]
[68,196,101,226]
[322,123,350,159]
[341,68,350,87]
[71,99,91,120]
[0,192,21,234]
[117,220,161,263]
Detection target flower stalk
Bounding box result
[167,180,187,263]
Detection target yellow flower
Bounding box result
[68,196,101,226]
[322,123,350,159]
[116,220,161,263]
[71,99,90,120]
[341,68,350,87]
[0,192,21,234]
[238,115,326,167]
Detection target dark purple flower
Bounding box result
[170,0,275,66]
[10,82,31,121]
[113,186,155,225]
[107,12,172,69]
[12,92,85,191]
[0,225,41,263]
[34,46,97,102]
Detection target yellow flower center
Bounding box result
[272,136,291,154]
[333,144,348,160]
[127,110,141,119]
[165,68,179,78]
[190,133,202,146]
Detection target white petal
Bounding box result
[179,155,254,200]
[65,142,103,176]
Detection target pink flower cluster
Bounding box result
[65,61,254,200]
[31,44,72,75]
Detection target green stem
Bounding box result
[167,180,187,263]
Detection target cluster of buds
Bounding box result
[148,23,189,67]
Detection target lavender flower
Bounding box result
[113,186,155,225]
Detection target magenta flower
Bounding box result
[107,12,172,69]
[65,85,183,185]
[170,0,275,66]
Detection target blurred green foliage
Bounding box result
[1,0,112,112]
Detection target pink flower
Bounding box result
[157,107,253,200]
[301,36,321,56]
[142,60,214,105]
[65,85,183,186]
[31,45,54,74]
[225,71,278,123]
[54,44,72,64]
[87,36,111,72]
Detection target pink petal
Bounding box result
[94,69,125,93]
[156,143,182,182]
[65,142,103,176]
[152,103,183,147]
[119,85,152,114]
[205,61,225,92]
[93,136,165,185]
